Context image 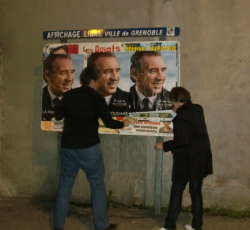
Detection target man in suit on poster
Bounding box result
[129,51,172,112]
[42,54,75,121]
[87,52,130,117]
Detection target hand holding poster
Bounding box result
[41,41,180,136]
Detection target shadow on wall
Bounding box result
[31,66,60,199]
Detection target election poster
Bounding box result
[41,41,180,136]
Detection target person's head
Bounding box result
[87,53,120,97]
[43,54,75,97]
[80,66,100,87]
[169,87,191,109]
[130,51,166,97]
[50,45,68,54]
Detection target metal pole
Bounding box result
[154,136,164,214]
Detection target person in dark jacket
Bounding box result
[53,67,131,230]
[154,87,213,230]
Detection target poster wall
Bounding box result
[41,41,180,136]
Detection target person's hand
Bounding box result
[123,119,131,126]
[154,142,163,150]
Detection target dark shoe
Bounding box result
[103,223,118,230]
[54,228,63,230]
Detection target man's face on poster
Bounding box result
[95,56,121,97]
[132,54,166,97]
[45,57,75,97]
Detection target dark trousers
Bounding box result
[164,180,203,230]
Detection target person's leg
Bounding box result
[164,181,188,229]
[54,148,80,229]
[189,180,203,230]
[77,144,109,230]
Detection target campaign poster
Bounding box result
[41,41,180,136]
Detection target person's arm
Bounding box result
[154,118,189,152]
[98,96,130,129]
[163,118,189,152]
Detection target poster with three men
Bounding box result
[41,41,180,136]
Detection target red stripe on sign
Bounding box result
[67,45,79,54]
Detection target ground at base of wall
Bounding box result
[1,197,250,230]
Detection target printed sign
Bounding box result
[43,27,180,39]
[41,41,180,136]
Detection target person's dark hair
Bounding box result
[80,67,100,86]
[43,54,71,82]
[87,52,116,69]
[50,45,68,54]
[169,87,191,103]
[130,51,162,82]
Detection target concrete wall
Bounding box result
[0,0,250,211]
